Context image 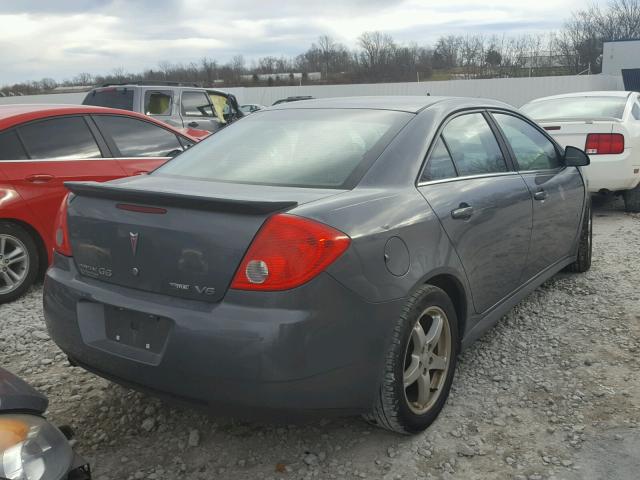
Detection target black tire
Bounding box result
[566,198,592,273]
[0,222,39,304]
[623,183,640,213]
[364,284,459,434]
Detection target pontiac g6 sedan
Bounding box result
[43,97,592,434]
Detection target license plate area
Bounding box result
[104,306,171,354]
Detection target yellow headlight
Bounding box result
[0,418,29,452]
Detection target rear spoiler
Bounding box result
[536,116,622,123]
[65,181,297,215]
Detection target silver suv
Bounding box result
[83,82,244,133]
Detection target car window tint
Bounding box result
[421,137,457,182]
[442,113,507,176]
[182,92,215,117]
[95,116,183,157]
[632,102,640,120]
[145,91,172,115]
[493,113,561,171]
[18,117,101,159]
[83,88,134,111]
[0,130,28,160]
[156,108,412,188]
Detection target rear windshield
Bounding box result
[155,108,412,188]
[83,88,134,111]
[521,96,628,120]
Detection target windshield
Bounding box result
[155,108,412,188]
[83,88,135,110]
[521,96,628,121]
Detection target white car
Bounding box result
[521,91,640,212]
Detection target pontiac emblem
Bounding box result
[129,232,139,256]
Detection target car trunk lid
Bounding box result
[536,119,620,150]
[65,175,344,302]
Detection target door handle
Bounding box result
[451,203,474,220]
[25,174,54,183]
[188,121,199,127]
[534,190,548,201]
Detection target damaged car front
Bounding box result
[0,368,90,480]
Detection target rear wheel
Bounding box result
[566,198,592,273]
[623,183,640,213]
[364,285,458,434]
[0,223,39,304]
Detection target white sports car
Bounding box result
[522,91,640,212]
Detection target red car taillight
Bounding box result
[585,133,625,155]
[230,214,350,291]
[53,193,72,257]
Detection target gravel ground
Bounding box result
[1,195,639,480]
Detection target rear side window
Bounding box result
[181,92,215,117]
[521,96,627,120]
[83,88,134,111]
[421,137,457,182]
[493,113,561,171]
[145,91,172,115]
[0,130,28,160]
[94,116,184,157]
[442,113,507,176]
[18,117,102,159]
[632,102,640,120]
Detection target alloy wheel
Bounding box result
[0,234,30,295]
[403,305,452,415]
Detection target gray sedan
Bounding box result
[43,96,592,434]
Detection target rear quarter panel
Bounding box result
[293,188,472,320]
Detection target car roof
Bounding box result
[0,104,192,135]
[525,91,634,104]
[267,95,511,113]
[91,85,229,95]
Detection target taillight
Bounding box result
[53,193,73,257]
[585,133,624,155]
[230,214,350,291]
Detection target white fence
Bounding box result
[230,74,625,107]
[0,74,625,108]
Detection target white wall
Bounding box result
[0,92,86,105]
[603,40,640,76]
[227,74,624,107]
[0,74,624,109]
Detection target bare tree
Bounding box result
[358,31,395,69]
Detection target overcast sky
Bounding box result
[0,0,601,85]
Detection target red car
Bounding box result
[0,104,202,303]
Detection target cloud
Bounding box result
[0,0,596,84]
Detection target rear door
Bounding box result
[92,114,190,175]
[0,115,126,238]
[180,90,223,132]
[418,111,533,314]
[490,112,584,280]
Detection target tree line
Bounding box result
[3,0,640,95]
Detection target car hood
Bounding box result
[0,368,48,414]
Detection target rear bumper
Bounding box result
[584,150,640,192]
[43,253,402,416]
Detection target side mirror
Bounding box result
[167,149,183,158]
[564,146,590,167]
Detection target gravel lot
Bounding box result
[1,196,639,480]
